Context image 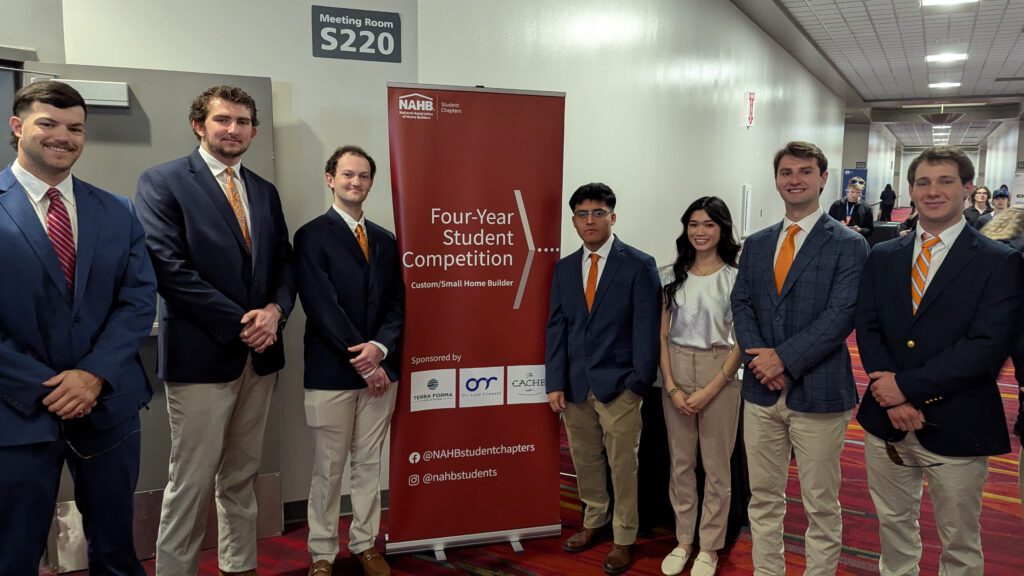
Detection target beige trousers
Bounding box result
[305,384,397,561]
[156,358,277,576]
[662,345,741,551]
[864,431,988,576]
[562,389,643,545]
[743,388,852,576]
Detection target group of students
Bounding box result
[1,80,401,576]
[545,141,1022,576]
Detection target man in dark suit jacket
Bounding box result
[731,141,868,576]
[855,146,1021,575]
[295,146,403,576]
[135,85,295,576]
[0,81,155,575]
[827,176,873,237]
[545,183,660,575]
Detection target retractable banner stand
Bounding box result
[386,83,565,554]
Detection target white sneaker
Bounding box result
[660,547,690,576]
[690,550,718,576]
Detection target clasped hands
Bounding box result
[42,369,103,420]
[240,304,282,353]
[745,347,786,391]
[869,370,924,432]
[349,342,390,397]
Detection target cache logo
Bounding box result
[459,366,504,408]
[507,365,547,405]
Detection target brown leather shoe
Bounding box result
[603,544,633,575]
[356,548,390,576]
[562,524,610,553]
[308,559,333,576]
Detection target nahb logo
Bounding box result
[398,93,434,120]
[459,366,504,408]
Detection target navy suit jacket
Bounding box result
[0,165,156,447]
[295,210,404,390]
[732,213,869,413]
[545,236,661,404]
[855,225,1021,457]
[135,149,296,383]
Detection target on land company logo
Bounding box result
[410,369,455,412]
[398,92,434,120]
[459,366,505,408]
[507,365,547,405]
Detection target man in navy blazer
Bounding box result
[855,146,1021,575]
[0,81,156,575]
[731,141,868,576]
[545,183,660,575]
[295,146,404,576]
[135,85,296,576]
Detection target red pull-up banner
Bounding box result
[386,83,565,553]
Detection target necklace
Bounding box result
[690,260,724,276]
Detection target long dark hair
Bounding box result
[663,196,740,309]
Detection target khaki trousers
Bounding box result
[662,345,741,551]
[305,384,398,561]
[864,431,988,576]
[156,358,277,575]
[744,389,851,576]
[563,389,643,545]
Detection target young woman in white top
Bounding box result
[659,196,743,576]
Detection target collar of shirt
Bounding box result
[916,216,967,254]
[197,145,243,181]
[583,234,615,264]
[11,159,75,209]
[332,204,366,234]
[782,206,823,234]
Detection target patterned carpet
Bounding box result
[118,332,1022,575]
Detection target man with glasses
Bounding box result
[855,145,1021,575]
[545,183,660,575]
[827,176,873,237]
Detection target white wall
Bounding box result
[417,0,846,266]
[0,0,65,62]
[984,119,1020,191]
[841,123,869,171]
[60,0,419,503]
[865,123,897,205]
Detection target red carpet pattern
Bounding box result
[114,334,1021,575]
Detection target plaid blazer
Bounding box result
[731,213,869,413]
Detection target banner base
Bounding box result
[386,523,562,555]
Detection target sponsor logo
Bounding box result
[410,369,456,412]
[507,365,547,405]
[398,93,434,120]
[459,366,505,408]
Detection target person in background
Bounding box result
[827,176,873,237]
[976,187,1008,230]
[879,183,897,222]
[658,196,743,576]
[962,186,992,228]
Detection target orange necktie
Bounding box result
[774,224,800,294]
[225,166,252,253]
[585,253,599,311]
[911,233,941,314]
[355,223,369,261]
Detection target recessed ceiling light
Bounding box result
[926,53,968,63]
[928,82,961,88]
[922,0,979,6]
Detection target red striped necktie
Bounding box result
[45,187,76,294]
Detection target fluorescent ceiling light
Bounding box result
[926,53,968,63]
[922,0,979,6]
[932,125,952,129]
[902,102,984,108]
[928,82,961,88]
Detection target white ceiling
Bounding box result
[777,0,1024,102]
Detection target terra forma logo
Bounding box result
[427,378,439,391]
[398,93,434,120]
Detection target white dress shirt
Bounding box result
[198,146,251,230]
[11,160,79,245]
[773,207,824,266]
[914,217,967,293]
[581,234,615,288]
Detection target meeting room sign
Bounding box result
[311,5,402,63]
